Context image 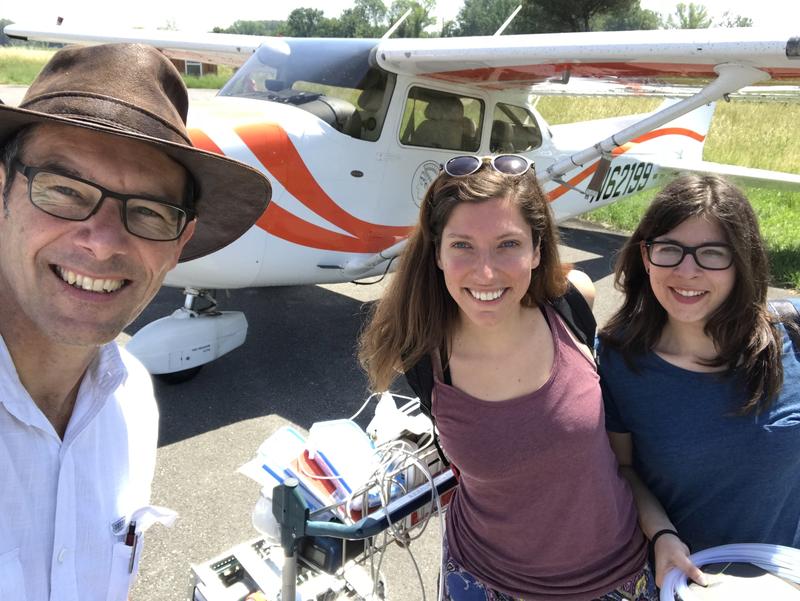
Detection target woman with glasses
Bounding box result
[359,155,657,601]
[598,174,800,587]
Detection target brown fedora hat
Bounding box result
[0,43,271,262]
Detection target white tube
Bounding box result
[660,543,800,601]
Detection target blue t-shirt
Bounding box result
[599,305,800,552]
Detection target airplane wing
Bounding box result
[376,28,800,88]
[3,23,264,67]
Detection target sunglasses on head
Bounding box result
[442,154,535,178]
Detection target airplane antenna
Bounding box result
[383,8,413,39]
[494,5,522,36]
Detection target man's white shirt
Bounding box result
[0,336,159,601]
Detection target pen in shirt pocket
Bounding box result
[125,521,138,574]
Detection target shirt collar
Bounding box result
[0,335,128,437]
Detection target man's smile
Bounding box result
[54,265,128,293]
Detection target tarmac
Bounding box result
[1,84,797,600]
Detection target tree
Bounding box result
[212,20,284,35]
[387,0,436,38]
[716,11,753,27]
[450,0,523,36]
[357,0,389,30]
[596,0,660,30]
[661,2,711,29]
[337,0,388,37]
[515,0,640,34]
[285,8,327,37]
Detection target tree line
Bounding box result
[212,0,752,38]
[1,1,753,45]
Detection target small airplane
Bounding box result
[5,19,800,380]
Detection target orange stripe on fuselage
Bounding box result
[188,125,410,252]
[546,127,704,201]
[188,128,224,154]
[236,123,409,240]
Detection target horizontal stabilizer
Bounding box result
[656,159,800,191]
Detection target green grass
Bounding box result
[181,66,234,89]
[0,46,232,89]
[0,46,54,84]
[537,97,800,289]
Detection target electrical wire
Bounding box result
[660,543,800,601]
[287,390,446,599]
[350,256,397,285]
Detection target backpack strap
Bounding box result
[768,299,800,352]
[404,353,450,466]
[550,280,597,355]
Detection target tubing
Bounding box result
[660,543,800,601]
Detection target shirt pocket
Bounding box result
[0,548,28,601]
[106,538,142,601]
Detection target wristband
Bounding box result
[650,528,680,548]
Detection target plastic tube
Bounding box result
[660,543,800,601]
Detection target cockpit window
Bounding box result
[220,39,394,142]
[490,103,543,153]
[400,87,483,152]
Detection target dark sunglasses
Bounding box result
[442,154,535,177]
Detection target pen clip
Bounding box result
[124,520,137,547]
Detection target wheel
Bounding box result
[155,365,202,384]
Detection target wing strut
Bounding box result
[541,64,771,191]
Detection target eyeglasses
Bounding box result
[644,240,734,270]
[442,154,534,178]
[13,161,194,242]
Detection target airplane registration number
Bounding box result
[592,161,654,203]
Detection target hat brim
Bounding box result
[0,104,271,262]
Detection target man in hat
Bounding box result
[0,44,270,600]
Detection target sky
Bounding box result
[4,0,799,32]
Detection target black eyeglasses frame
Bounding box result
[12,161,195,242]
[643,240,735,271]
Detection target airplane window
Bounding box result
[491,103,543,153]
[401,87,483,152]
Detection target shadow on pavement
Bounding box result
[125,285,395,446]
[558,223,630,282]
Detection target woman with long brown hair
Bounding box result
[359,155,657,601]
[599,174,800,587]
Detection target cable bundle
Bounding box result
[660,543,800,601]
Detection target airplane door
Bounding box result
[383,85,487,217]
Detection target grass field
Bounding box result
[2,46,798,287]
[0,47,233,90]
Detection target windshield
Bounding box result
[220,38,395,141]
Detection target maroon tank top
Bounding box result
[433,304,646,600]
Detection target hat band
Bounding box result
[21,93,191,146]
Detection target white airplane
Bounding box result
[5,21,800,380]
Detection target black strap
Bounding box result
[551,281,597,353]
[768,299,800,352]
